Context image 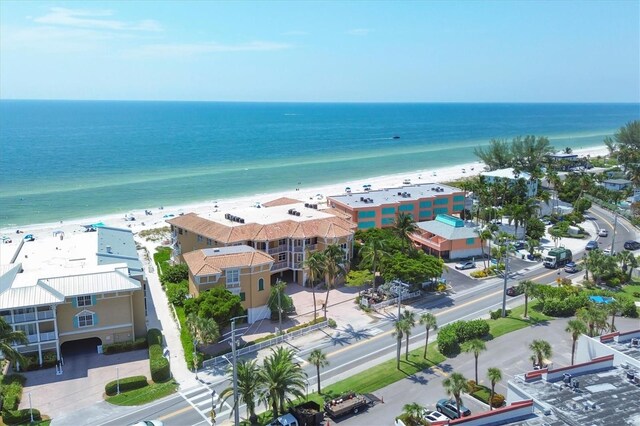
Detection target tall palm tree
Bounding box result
[577,305,608,337]
[393,319,410,369]
[220,359,261,421]
[419,313,438,359]
[258,347,307,418]
[617,250,638,281]
[303,250,326,320]
[529,339,552,368]
[323,244,346,314]
[476,228,493,269]
[402,402,426,426]
[393,212,418,251]
[607,299,622,332]
[487,367,502,410]
[359,237,389,289]
[517,280,537,318]
[0,318,28,366]
[442,372,469,419]
[462,339,487,384]
[565,319,587,365]
[187,313,220,347]
[402,310,416,360]
[307,349,329,394]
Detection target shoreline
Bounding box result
[0,145,609,243]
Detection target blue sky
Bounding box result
[1,1,638,102]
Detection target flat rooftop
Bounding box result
[328,183,462,208]
[604,338,640,364]
[481,168,532,180]
[198,201,338,226]
[512,367,640,425]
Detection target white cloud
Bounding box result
[32,7,162,32]
[347,28,373,36]
[130,41,292,57]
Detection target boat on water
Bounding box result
[392,135,400,139]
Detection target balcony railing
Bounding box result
[271,261,288,271]
[268,246,288,255]
[2,315,12,324]
[13,313,36,323]
[40,331,57,342]
[37,311,54,320]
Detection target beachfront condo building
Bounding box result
[410,214,483,260]
[480,168,538,198]
[167,197,355,322]
[0,227,147,368]
[327,183,467,230]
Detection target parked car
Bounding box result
[513,241,526,250]
[506,285,523,297]
[455,260,476,270]
[564,262,579,273]
[598,229,608,237]
[436,399,471,419]
[129,421,163,426]
[603,248,612,256]
[423,410,449,423]
[585,241,599,250]
[624,241,640,250]
[23,234,35,242]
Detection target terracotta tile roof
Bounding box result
[321,208,353,220]
[183,248,274,276]
[262,197,302,207]
[168,213,354,243]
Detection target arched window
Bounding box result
[258,278,264,291]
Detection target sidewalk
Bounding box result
[140,240,199,390]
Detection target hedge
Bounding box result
[16,351,57,371]
[103,338,148,355]
[0,375,26,412]
[2,408,41,425]
[147,329,171,382]
[437,319,490,356]
[105,375,148,396]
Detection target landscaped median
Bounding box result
[104,329,177,406]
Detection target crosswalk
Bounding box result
[180,383,233,425]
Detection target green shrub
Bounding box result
[437,319,490,356]
[166,281,189,306]
[633,292,640,298]
[0,375,26,412]
[621,299,639,318]
[490,309,511,320]
[147,329,171,382]
[105,375,148,396]
[2,408,41,425]
[327,318,337,328]
[490,393,506,408]
[160,263,189,285]
[541,294,589,317]
[103,338,148,355]
[286,317,327,333]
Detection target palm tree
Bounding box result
[220,359,261,421]
[565,319,587,365]
[307,349,329,394]
[442,372,469,419]
[303,250,326,320]
[187,313,220,347]
[359,237,389,289]
[323,244,346,314]
[476,228,493,269]
[401,402,426,426]
[419,312,438,359]
[393,319,410,369]
[0,318,28,366]
[577,304,608,337]
[402,310,416,360]
[462,339,487,384]
[517,280,537,318]
[259,347,307,418]
[529,339,552,368]
[617,250,638,281]
[393,212,418,251]
[607,299,622,332]
[487,367,502,410]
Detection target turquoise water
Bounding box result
[0,101,638,227]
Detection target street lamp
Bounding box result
[28,392,33,423]
[501,238,513,318]
[210,389,218,425]
[116,366,120,395]
[193,339,199,380]
[230,315,248,426]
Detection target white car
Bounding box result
[129,421,163,426]
[603,248,612,256]
[455,260,476,270]
[423,410,449,422]
[598,229,608,237]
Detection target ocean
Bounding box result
[1,101,638,227]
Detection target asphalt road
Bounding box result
[94,206,637,426]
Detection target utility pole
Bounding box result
[501,241,510,318]
[278,285,282,332]
[610,210,619,256]
[230,315,247,426]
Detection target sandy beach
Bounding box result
[0,146,609,245]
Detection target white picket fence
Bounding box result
[202,320,329,369]
[370,291,421,311]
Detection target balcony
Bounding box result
[37,311,54,321]
[268,245,288,255]
[2,315,12,324]
[13,313,36,323]
[271,261,288,271]
[40,331,57,342]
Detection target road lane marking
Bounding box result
[157,405,193,421]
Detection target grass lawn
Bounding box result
[153,246,171,276]
[487,301,552,338]
[106,380,178,406]
[621,283,640,301]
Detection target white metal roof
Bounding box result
[41,265,141,298]
[0,281,65,310]
[481,168,532,180]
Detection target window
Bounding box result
[206,238,212,246]
[258,278,264,291]
[381,217,395,225]
[178,228,183,235]
[453,204,464,212]
[434,207,448,215]
[419,201,432,208]
[278,239,286,246]
[226,269,240,284]
[466,238,475,245]
[381,207,396,215]
[358,210,376,219]
[76,295,92,307]
[358,221,376,229]
[278,253,286,262]
[434,198,449,205]
[453,195,465,202]
[239,292,246,302]
[197,235,203,242]
[419,210,432,218]
[78,313,94,327]
[399,204,414,211]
